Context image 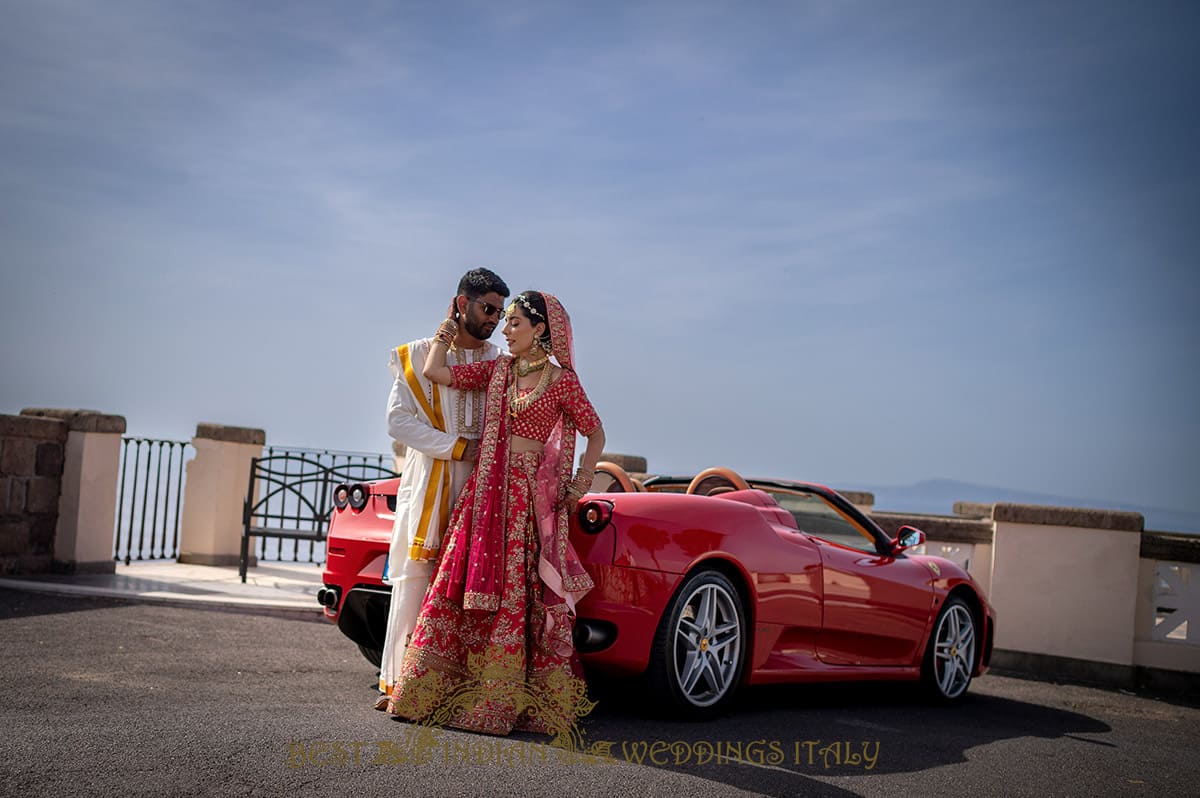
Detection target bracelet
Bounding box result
[570,468,594,495]
[434,319,458,347]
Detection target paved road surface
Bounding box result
[1,589,1196,797]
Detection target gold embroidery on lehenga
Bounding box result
[400,649,596,742]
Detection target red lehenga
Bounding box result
[387,294,601,737]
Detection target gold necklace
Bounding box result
[508,360,553,417]
[515,354,549,377]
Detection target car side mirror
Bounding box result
[891,525,926,555]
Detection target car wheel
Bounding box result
[921,596,977,702]
[358,644,382,668]
[647,569,746,717]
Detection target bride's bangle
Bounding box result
[434,319,458,347]
[571,468,594,494]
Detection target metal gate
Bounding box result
[113,437,192,563]
[249,445,398,565]
[113,439,395,565]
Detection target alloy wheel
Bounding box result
[671,581,743,707]
[932,601,976,699]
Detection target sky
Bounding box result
[2,0,1198,517]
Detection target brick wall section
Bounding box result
[0,414,68,575]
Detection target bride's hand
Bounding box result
[557,483,586,512]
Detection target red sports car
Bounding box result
[318,464,994,716]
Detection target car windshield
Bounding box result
[762,489,878,553]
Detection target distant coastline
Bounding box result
[839,478,1200,536]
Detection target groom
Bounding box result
[375,267,509,707]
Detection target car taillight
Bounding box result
[577,499,613,534]
[333,484,350,510]
[349,483,369,511]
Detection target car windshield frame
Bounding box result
[640,474,890,554]
[750,484,886,554]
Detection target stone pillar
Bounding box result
[838,490,875,514]
[178,423,265,567]
[988,503,1143,667]
[1,414,68,575]
[597,453,647,473]
[7,409,125,575]
[29,410,126,574]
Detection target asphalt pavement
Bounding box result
[1,574,1199,798]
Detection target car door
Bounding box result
[778,491,933,667]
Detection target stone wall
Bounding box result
[870,510,996,544]
[0,415,68,575]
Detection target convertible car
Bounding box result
[318,464,994,716]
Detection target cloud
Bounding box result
[3,1,1199,513]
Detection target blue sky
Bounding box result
[2,1,1198,515]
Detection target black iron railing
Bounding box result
[113,437,192,563]
[251,446,398,564]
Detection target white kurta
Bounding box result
[378,337,500,693]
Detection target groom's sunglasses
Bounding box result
[469,299,504,318]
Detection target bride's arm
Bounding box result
[423,336,454,385]
[577,424,606,476]
[422,307,458,386]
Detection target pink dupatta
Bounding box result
[532,294,594,657]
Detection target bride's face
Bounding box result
[502,305,545,357]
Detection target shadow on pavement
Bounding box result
[0,587,135,621]
[568,675,1112,797]
[0,586,325,624]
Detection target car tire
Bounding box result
[921,596,977,702]
[358,644,382,668]
[646,569,747,718]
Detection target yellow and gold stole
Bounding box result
[396,343,452,561]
